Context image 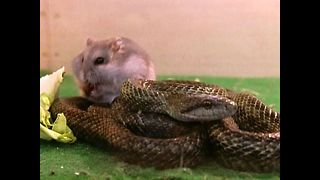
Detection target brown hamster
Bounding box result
[72,37,156,104]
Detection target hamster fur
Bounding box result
[72,36,156,104]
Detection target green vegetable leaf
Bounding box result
[40,67,77,143]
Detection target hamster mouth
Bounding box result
[83,82,96,96]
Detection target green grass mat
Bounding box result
[40,70,280,180]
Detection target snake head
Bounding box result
[165,93,237,122]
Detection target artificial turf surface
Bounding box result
[40,70,280,180]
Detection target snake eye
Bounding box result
[94,57,105,65]
[203,100,212,109]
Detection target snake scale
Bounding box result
[50,79,280,173]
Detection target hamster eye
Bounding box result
[81,57,84,63]
[94,57,105,65]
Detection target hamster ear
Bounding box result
[111,37,125,53]
[86,38,94,46]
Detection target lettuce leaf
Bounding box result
[40,67,76,143]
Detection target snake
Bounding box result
[49,79,280,173]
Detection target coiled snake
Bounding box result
[50,79,280,173]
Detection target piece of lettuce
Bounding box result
[40,67,76,143]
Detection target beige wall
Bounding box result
[40,0,280,77]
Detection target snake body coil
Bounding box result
[50,79,280,172]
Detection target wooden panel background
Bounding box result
[40,0,280,77]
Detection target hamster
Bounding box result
[72,36,156,104]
